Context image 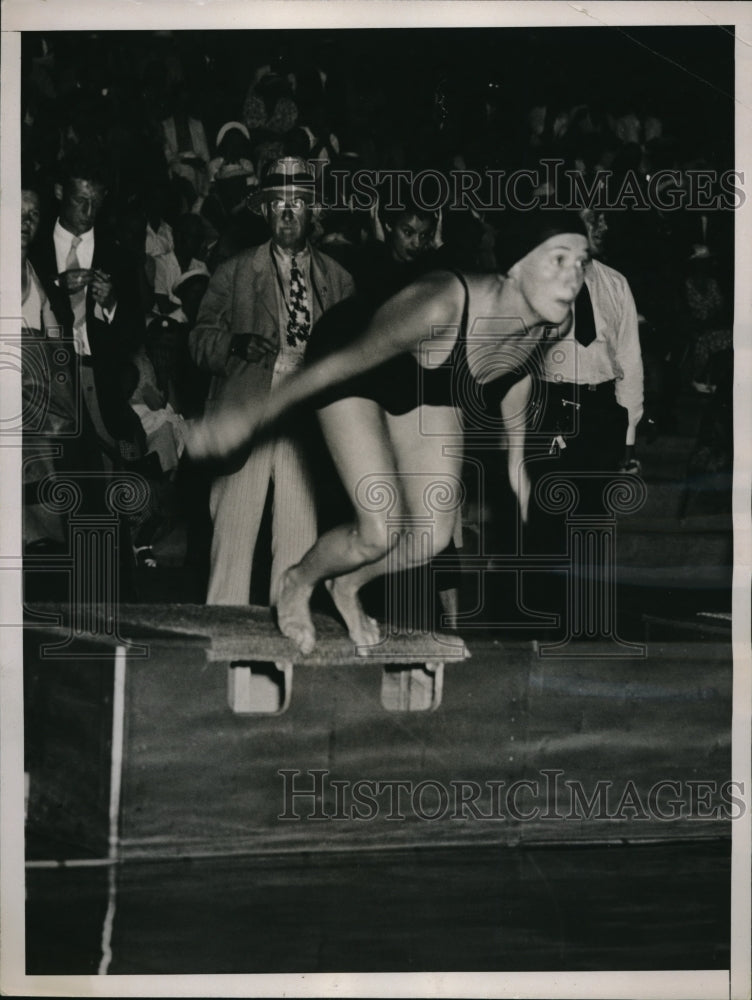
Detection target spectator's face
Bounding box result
[21,190,41,255]
[58,177,106,236]
[386,213,435,263]
[263,193,314,253]
[511,233,590,326]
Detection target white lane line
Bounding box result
[97,644,126,975]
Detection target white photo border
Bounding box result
[1,3,750,998]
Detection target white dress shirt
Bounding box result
[541,259,644,445]
[53,220,115,354]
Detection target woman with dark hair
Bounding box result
[186,210,591,654]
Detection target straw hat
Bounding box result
[247,156,316,214]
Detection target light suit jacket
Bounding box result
[189,240,355,416]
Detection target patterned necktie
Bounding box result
[287,254,311,346]
[65,234,88,350]
[574,282,597,347]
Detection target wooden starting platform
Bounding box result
[22,602,732,862]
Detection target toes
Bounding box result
[280,619,316,655]
[277,570,316,654]
[353,617,382,653]
[326,580,382,651]
[296,630,316,656]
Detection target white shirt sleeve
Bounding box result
[611,272,644,446]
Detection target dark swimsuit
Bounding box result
[305,270,532,415]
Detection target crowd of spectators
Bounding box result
[20,29,735,595]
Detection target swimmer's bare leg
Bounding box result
[275,519,389,654]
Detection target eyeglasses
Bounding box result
[267,197,311,215]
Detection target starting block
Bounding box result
[229,643,454,715]
[212,607,466,714]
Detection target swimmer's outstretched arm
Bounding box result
[185,272,463,460]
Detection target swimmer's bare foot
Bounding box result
[326,578,382,653]
[277,567,316,655]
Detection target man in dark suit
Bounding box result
[28,151,147,595]
[190,157,354,606]
[29,150,146,474]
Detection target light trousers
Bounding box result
[206,428,318,606]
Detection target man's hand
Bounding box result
[230,333,277,363]
[90,270,116,312]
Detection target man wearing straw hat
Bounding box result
[189,156,354,605]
